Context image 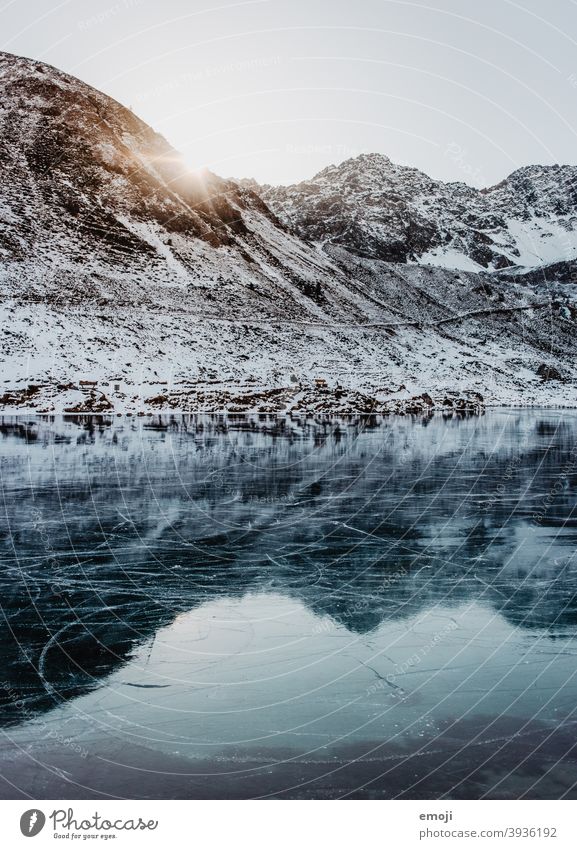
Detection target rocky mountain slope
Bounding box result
[252,153,577,273]
[1,52,576,413]
[0,52,358,318]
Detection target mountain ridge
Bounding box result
[0,51,576,413]
[243,152,577,272]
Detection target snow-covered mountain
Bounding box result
[252,153,577,273]
[1,52,576,413]
[0,52,355,316]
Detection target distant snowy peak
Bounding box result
[254,153,577,272]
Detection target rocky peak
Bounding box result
[254,152,577,271]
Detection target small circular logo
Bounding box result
[20,810,46,837]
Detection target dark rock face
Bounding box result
[508,259,577,285]
[0,51,286,283]
[248,153,577,272]
[1,51,356,319]
[537,363,564,382]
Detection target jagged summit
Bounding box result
[255,152,577,271]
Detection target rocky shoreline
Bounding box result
[0,381,485,416]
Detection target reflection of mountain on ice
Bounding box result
[0,412,576,725]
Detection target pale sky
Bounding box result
[3,0,577,187]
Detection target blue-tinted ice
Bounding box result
[0,411,576,798]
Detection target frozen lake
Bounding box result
[1,411,577,799]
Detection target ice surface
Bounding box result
[1,411,577,798]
